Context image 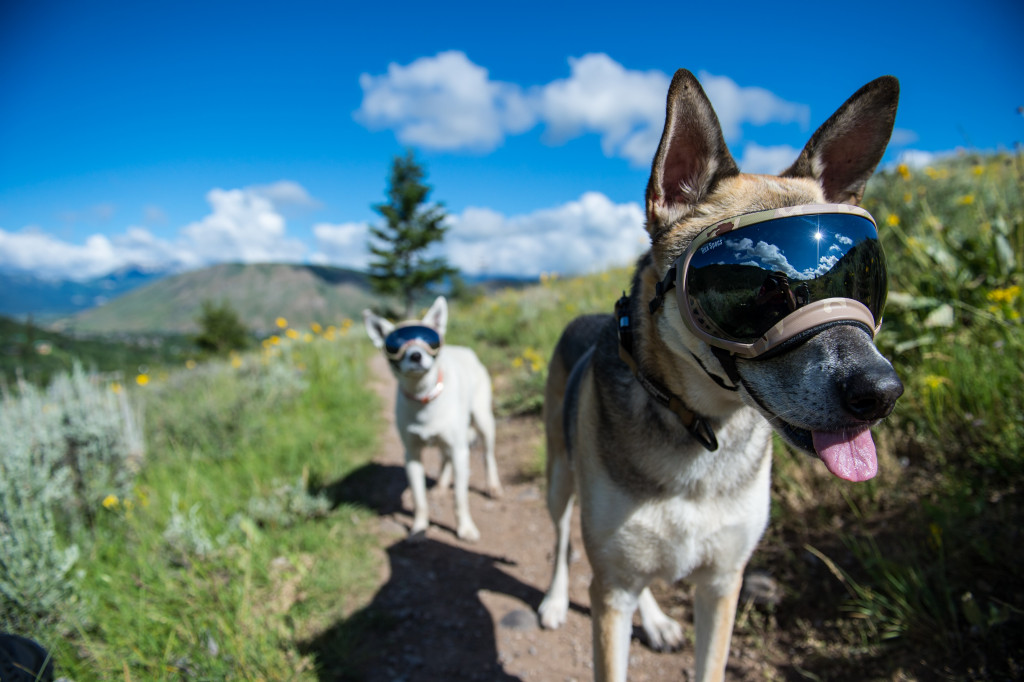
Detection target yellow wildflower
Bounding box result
[886,214,900,227]
[136,373,150,387]
[286,328,300,340]
[987,285,1021,304]
[311,322,322,334]
[102,494,119,510]
[903,192,913,204]
[896,163,911,180]
[275,317,288,329]
[923,375,948,390]
[269,335,281,345]
[231,354,242,369]
[957,194,975,205]
[110,382,123,394]
[972,165,985,176]
[186,359,197,370]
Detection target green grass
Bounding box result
[31,329,385,680]
[0,315,193,387]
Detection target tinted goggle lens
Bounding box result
[384,325,442,359]
[680,209,887,349]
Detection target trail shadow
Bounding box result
[321,462,409,515]
[301,537,547,681]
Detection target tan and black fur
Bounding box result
[537,70,902,681]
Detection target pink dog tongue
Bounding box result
[812,428,878,482]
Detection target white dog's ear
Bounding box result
[422,296,448,335]
[362,309,394,349]
[782,76,899,205]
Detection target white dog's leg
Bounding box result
[403,448,430,536]
[447,444,480,542]
[474,406,503,499]
[692,571,743,682]
[538,449,575,630]
[637,587,685,651]
[435,458,453,493]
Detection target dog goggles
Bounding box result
[383,324,443,360]
[660,204,887,358]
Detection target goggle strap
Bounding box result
[648,265,678,315]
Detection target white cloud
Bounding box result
[697,71,809,141]
[535,53,669,166]
[889,128,919,147]
[737,142,801,175]
[446,192,647,277]
[355,53,812,168]
[180,187,307,264]
[250,180,323,209]
[310,221,371,270]
[0,228,121,280]
[308,192,648,278]
[355,51,535,152]
[1,182,315,281]
[895,149,939,168]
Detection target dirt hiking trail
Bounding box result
[323,354,771,681]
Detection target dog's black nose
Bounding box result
[408,349,422,363]
[842,368,904,421]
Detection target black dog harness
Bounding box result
[615,294,720,452]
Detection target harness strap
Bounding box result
[616,294,718,452]
[648,265,677,315]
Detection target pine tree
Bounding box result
[367,150,458,317]
[194,299,251,355]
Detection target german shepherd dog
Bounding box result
[538,70,902,681]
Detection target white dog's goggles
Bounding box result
[383,324,443,361]
[651,204,887,358]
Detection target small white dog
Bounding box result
[363,296,502,542]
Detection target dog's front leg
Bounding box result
[402,445,430,536]
[445,443,480,542]
[693,571,743,682]
[590,575,636,682]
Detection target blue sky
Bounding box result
[1,0,1021,281]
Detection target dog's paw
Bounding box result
[457,521,481,543]
[641,613,685,652]
[488,482,505,499]
[537,595,568,630]
[410,518,429,537]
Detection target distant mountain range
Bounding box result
[48,263,378,335]
[0,267,167,321]
[2,263,535,336]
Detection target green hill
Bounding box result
[0,315,191,386]
[55,263,377,335]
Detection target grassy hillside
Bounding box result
[58,263,376,335]
[0,315,192,387]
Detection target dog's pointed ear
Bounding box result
[646,69,739,235]
[362,309,394,349]
[782,76,899,205]
[422,296,448,335]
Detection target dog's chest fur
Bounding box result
[576,322,774,583]
[394,347,479,448]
